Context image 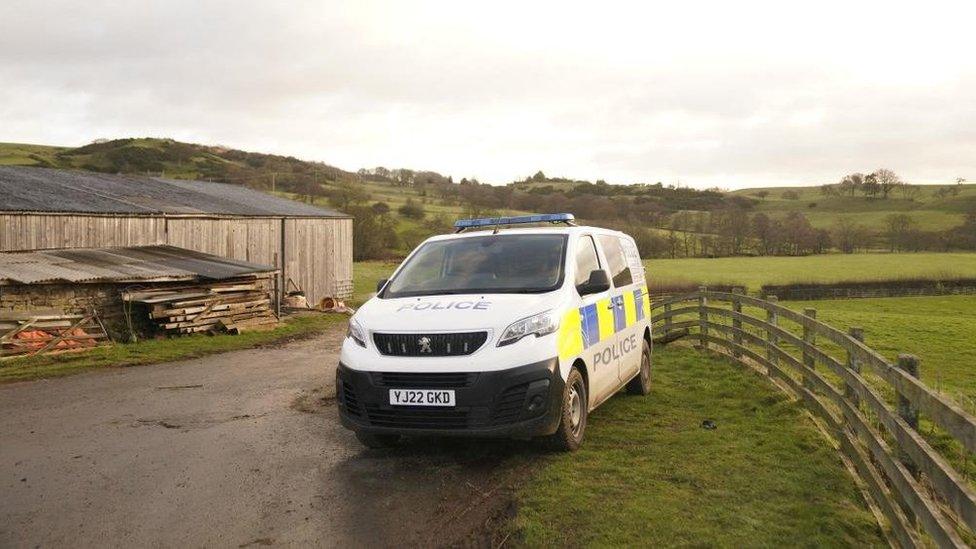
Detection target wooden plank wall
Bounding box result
[0,214,165,251]
[283,218,354,304]
[165,218,280,267]
[1,214,353,304]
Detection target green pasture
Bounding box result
[358,253,976,303]
[0,142,63,166]
[646,252,976,292]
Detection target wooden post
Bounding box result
[698,286,708,349]
[731,287,743,358]
[766,295,778,367]
[846,327,864,407]
[273,252,282,319]
[897,354,920,429]
[897,354,920,478]
[802,308,817,389]
[664,302,672,336]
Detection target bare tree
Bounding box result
[838,173,866,197]
[871,168,902,199]
[862,173,881,198]
[754,190,770,201]
[883,213,918,252]
[752,213,774,255]
[833,218,870,253]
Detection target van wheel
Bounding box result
[355,431,400,449]
[548,368,587,452]
[626,339,652,395]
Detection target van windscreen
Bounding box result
[382,234,568,298]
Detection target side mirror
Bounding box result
[577,270,610,296]
[376,278,389,293]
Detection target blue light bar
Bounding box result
[454,213,575,230]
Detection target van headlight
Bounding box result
[498,310,559,347]
[347,317,367,347]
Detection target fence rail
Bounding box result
[652,287,976,548]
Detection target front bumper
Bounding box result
[336,357,564,438]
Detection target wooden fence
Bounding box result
[652,287,976,548]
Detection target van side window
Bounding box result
[597,235,633,287]
[574,235,601,289]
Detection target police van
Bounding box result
[337,214,651,451]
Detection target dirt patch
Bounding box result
[290,387,336,414]
[336,437,548,547]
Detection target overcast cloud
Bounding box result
[1,0,974,188]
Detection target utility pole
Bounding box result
[271,172,276,193]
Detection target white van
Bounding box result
[337,214,652,451]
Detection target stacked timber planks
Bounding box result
[1,310,110,359]
[123,278,278,335]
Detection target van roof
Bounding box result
[425,225,630,242]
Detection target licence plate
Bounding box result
[389,389,456,407]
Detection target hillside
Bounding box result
[734,184,976,231]
[0,138,354,195]
[2,139,975,258]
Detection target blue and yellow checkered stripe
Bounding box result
[557,286,650,362]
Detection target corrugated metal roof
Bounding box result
[0,245,276,285]
[0,166,348,218]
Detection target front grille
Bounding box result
[364,405,471,429]
[340,381,362,417]
[490,383,529,426]
[371,372,479,388]
[372,332,488,357]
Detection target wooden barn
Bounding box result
[0,166,353,305]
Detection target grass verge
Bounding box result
[514,345,886,547]
[0,313,342,383]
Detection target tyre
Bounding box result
[547,367,587,452]
[355,431,401,449]
[626,338,652,395]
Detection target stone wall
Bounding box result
[0,283,132,339]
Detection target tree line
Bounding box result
[338,167,975,260]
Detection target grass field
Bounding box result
[515,346,885,546]
[790,295,976,402]
[0,313,341,383]
[646,252,976,292]
[357,253,976,298]
[0,142,63,166]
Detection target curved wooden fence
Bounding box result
[652,287,976,548]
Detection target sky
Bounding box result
[1,1,974,189]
